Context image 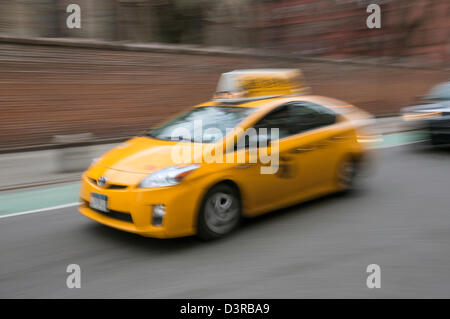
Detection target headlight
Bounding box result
[402,111,442,121]
[138,164,200,188]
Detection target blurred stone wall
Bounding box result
[256,0,449,67]
[203,0,253,47]
[0,0,448,66]
[58,0,117,40]
[116,0,158,42]
[0,0,158,41]
[0,0,59,37]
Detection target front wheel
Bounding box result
[197,183,241,240]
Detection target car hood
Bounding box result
[402,101,450,114]
[94,136,204,174]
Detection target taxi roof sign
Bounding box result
[214,69,309,101]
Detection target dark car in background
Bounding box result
[402,82,450,145]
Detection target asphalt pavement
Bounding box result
[1,145,450,298]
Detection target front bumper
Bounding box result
[78,173,201,238]
[427,117,450,145]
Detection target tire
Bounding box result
[197,183,241,240]
[336,157,358,192]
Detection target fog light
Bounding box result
[152,204,166,226]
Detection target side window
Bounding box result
[235,105,293,150]
[253,105,295,140]
[287,102,336,134]
[237,102,337,149]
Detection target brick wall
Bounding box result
[0,43,447,149]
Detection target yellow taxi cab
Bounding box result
[79,69,375,240]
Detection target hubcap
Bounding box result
[205,192,239,234]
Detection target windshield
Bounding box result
[148,106,255,143]
[425,82,450,101]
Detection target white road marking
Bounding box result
[0,202,80,219]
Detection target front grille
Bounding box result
[84,200,133,223]
[88,177,128,190]
[107,184,128,190]
[96,209,133,223]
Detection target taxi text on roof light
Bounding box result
[213,69,310,101]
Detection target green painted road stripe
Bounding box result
[374,130,428,148]
[0,182,80,216]
[0,131,429,217]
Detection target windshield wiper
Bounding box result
[159,135,195,142]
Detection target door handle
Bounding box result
[329,135,347,141]
[234,164,252,169]
[290,146,315,154]
[316,141,329,148]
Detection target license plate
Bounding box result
[90,193,108,212]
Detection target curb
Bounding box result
[0,136,133,155]
[0,178,80,193]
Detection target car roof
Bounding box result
[426,81,450,100]
[196,95,353,110]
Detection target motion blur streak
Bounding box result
[0,0,449,299]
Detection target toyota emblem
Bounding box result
[97,176,107,187]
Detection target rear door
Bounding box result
[285,101,352,192]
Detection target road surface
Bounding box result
[1,145,450,298]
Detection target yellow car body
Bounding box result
[79,70,374,239]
